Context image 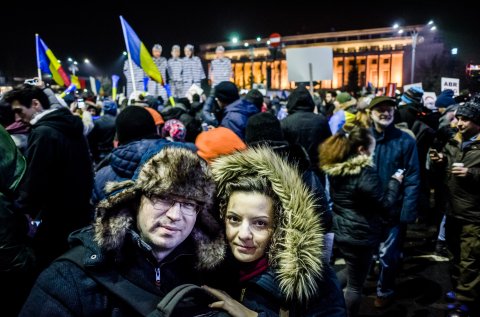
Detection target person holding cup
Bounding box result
[429,94,480,316]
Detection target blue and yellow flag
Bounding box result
[36,34,71,87]
[119,16,163,85]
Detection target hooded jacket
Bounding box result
[20,146,226,317]
[322,155,401,247]
[0,126,34,272]
[221,98,260,140]
[17,107,93,264]
[211,147,345,316]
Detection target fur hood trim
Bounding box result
[211,147,324,302]
[321,154,373,176]
[94,146,225,270]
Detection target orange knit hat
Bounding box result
[144,106,165,126]
[195,127,246,163]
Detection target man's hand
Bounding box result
[451,166,469,177]
[202,285,258,317]
[429,149,444,164]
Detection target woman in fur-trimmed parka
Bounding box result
[203,146,346,317]
[19,146,226,317]
[319,127,402,317]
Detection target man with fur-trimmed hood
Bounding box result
[20,146,226,317]
[203,147,346,316]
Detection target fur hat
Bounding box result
[286,85,315,113]
[245,112,284,144]
[435,89,456,108]
[214,82,239,104]
[116,106,156,145]
[401,86,424,105]
[456,94,480,126]
[94,146,224,269]
[195,127,246,163]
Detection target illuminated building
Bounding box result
[200,25,443,90]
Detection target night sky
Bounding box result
[1,0,478,80]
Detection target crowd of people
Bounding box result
[0,52,479,317]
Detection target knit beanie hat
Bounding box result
[116,106,156,145]
[144,106,165,126]
[401,86,424,104]
[456,94,480,126]
[103,100,118,116]
[245,112,284,144]
[214,82,239,104]
[286,85,315,113]
[435,89,456,108]
[195,127,246,163]
[161,119,186,141]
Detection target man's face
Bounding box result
[137,194,198,256]
[456,116,480,139]
[184,48,192,58]
[152,48,162,58]
[325,93,333,103]
[171,48,180,58]
[11,99,41,123]
[216,50,224,59]
[371,104,395,128]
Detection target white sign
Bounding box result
[422,92,437,110]
[441,77,460,96]
[286,47,333,82]
[403,82,423,92]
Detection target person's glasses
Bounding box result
[146,194,199,217]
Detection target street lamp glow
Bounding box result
[256,37,261,42]
[430,26,437,31]
[393,23,399,29]
[398,29,404,34]
[267,40,271,45]
[428,20,434,25]
[244,42,249,47]
[232,37,238,44]
[84,58,90,64]
[57,60,61,64]
[122,51,127,56]
[451,48,458,55]
[68,57,73,62]
[73,61,78,65]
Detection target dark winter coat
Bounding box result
[322,155,401,246]
[17,107,93,262]
[0,126,34,273]
[87,113,116,163]
[20,146,225,317]
[280,109,331,169]
[221,98,260,140]
[371,124,420,224]
[443,133,480,223]
[211,147,346,316]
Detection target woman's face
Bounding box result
[225,191,274,263]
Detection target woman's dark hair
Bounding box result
[319,127,373,167]
[219,176,281,230]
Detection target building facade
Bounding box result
[200,25,444,91]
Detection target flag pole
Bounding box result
[119,16,137,95]
[35,34,42,80]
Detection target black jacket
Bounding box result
[322,155,401,246]
[18,107,93,264]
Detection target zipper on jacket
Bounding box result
[240,288,246,302]
[154,267,161,287]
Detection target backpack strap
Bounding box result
[57,246,160,316]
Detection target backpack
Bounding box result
[58,246,230,317]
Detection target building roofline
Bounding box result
[200,25,424,51]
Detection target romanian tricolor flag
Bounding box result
[35,34,71,87]
[119,16,163,85]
